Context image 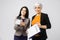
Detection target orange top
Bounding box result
[32,14,41,26]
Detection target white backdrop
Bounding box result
[0,0,60,40]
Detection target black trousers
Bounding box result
[32,36,46,40]
[14,35,27,40]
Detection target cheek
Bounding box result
[23,11,26,14]
[21,11,23,14]
[35,9,37,11]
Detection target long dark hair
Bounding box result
[17,6,29,19]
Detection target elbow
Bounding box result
[14,25,20,30]
[14,26,17,30]
[47,24,51,29]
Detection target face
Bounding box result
[21,8,26,16]
[35,4,42,14]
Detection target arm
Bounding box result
[14,18,25,31]
[26,19,30,29]
[36,22,47,29]
[37,14,51,29]
[45,14,51,29]
[14,24,21,31]
[14,18,21,31]
[40,25,47,29]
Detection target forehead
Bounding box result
[35,4,42,8]
[35,5,40,7]
[22,8,26,10]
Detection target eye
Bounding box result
[35,7,37,9]
[38,7,40,8]
[35,7,40,9]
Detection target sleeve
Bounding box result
[14,18,22,31]
[14,24,21,31]
[45,14,51,29]
[26,19,30,29]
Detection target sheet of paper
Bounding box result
[27,24,40,38]
[15,19,21,25]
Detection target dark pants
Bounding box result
[14,35,27,40]
[32,36,46,40]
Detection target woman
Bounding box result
[31,3,51,40]
[14,6,30,40]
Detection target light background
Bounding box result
[0,0,60,40]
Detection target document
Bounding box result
[15,19,22,25]
[27,24,40,38]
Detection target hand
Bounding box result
[36,22,47,29]
[26,30,28,34]
[20,22,26,26]
[36,22,41,28]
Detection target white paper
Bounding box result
[15,19,21,25]
[27,24,40,38]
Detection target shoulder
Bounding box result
[41,13,50,20]
[25,18,30,23]
[32,15,36,19]
[26,18,30,21]
[16,16,21,19]
[41,13,48,17]
[41,13,48,16]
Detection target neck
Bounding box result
[21,15,25,19]
[37,13,41,15]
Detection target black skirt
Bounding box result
[14,35,27,40]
